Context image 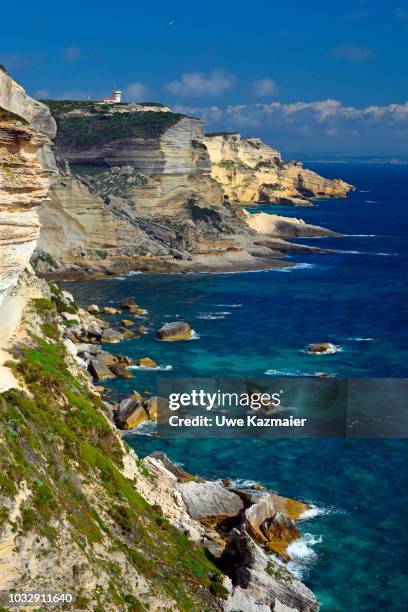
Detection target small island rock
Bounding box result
[156,321,192,341]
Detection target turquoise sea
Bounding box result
[65,164,408,611]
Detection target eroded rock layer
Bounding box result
[0,68,54,304]
[205,132,354,205]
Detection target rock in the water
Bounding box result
[245,493,276,543]
[103,306,120,315]
[156,321,192,341]
[129,306,147,316]
[244,493,307,562]
[222,530,319,612]
[138,357,157,367]
[307,342,340,355]
[120,319,134,327]
[179,481,243,525]
[121,297,137,309]
[87,304,100,314]
[88,358,116,381]
[97,351,117,368]
[251,483,267,491]
[110,361,133,378]
[101,329,123,343]
[114,393,147,429]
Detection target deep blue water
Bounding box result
[65,164,408,611]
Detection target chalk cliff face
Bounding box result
[0,68,54,304]
[47,102,223,216]
[205,132,354,205]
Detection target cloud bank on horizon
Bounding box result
[172,98,408,157]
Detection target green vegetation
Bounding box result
[266,561,293,584]
[205,132,238,137]
[216,159,251,172]
[94,249,108,259]
[0,294,222,609]
[70,163,109,177]
[262,182,284,191]
[42,100,184,151]
[255,158,284,170]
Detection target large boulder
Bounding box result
[156,321,192,341]
[114,393,147,429]
[179,481,243,525]
[88,358,116,381]
[87,304,100,314]
[244,493,307,561]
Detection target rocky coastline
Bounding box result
[0,65,357,609]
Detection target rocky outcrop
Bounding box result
[205,132,354,205]
[156,321,193,341]
[244,210,341,238]
[0,68,54,305]
[179,481,244,525]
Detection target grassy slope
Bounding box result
[0,291,223,611]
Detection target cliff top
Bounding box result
[43,100,185,150]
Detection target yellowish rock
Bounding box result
[103,306,119,315]
[120,319,134,327]
[138,357,157,367]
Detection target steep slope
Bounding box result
[205,132,354,205]
[32,101,346,276]
[0,68,54,305]
[44,101,223,215]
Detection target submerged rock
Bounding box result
[121,297,137,309]
[156,321,192,341]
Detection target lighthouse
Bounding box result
[100,89,123,104]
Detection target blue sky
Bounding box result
[1,0,407,156]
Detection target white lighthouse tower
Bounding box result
[112,89,122,103]
[100,88,123,104]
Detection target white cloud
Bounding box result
[174,99,408,154]
[252,78,279,98]
[330,42,373,63]
[62,46,81,63]
[166,70,236,97]
[125,82,150,101]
